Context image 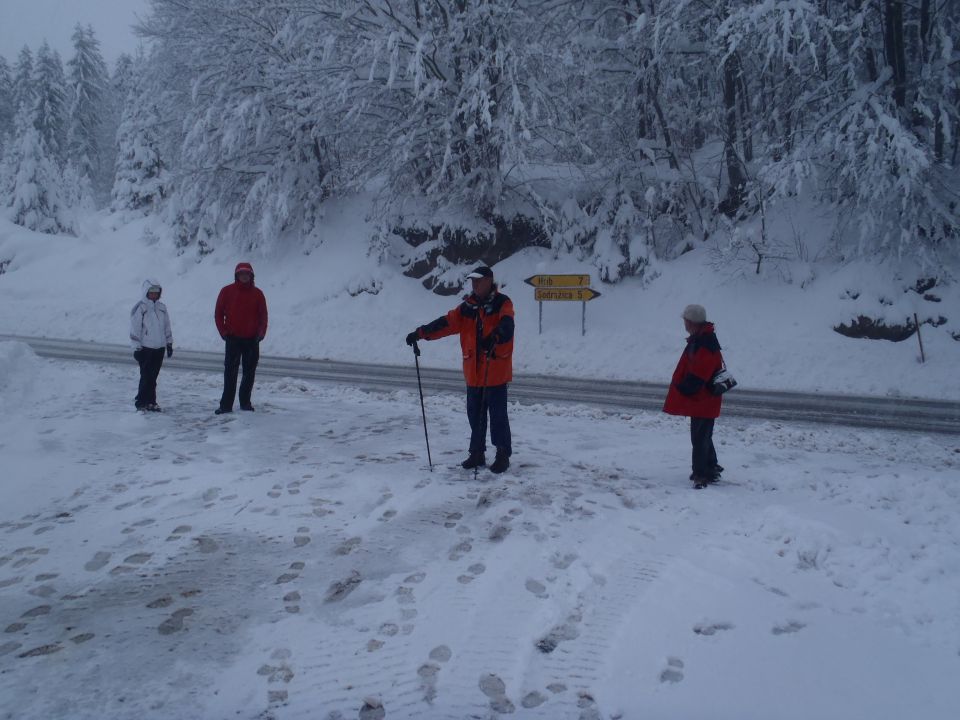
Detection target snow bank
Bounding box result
[0,341,40,410]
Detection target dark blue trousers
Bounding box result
[220,336,260,410]
[466,384,512,457]
[135,347,165,408]
[690,417,718,478]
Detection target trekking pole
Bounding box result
[475,345,494,482]
[411,341,433,471]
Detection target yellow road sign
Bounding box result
[534,288,601,302]
[524,274,591,288]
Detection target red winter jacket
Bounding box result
[663,323,723,419]
[418,289,515,387]
[215,265,268,340]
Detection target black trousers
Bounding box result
[690,417,719,478]
[466,383,512,456]
[220,337,260,410]
[135,347,165,408]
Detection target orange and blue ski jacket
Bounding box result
[417,289,515,387]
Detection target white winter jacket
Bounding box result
[130,279,173,349]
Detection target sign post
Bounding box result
[524,275,601,335]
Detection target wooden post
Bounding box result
[914,313,925,363]
[581,301,586,336]
[538,301,543,335]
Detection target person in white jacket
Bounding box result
[130,279,173,411]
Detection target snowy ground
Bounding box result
[2,341,959,720]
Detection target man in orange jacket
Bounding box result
[406,266,515,473]
[663,304,724,488]
[214,262,268,414]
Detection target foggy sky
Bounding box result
[0,0,151,69]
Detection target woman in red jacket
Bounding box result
[663,304,724,489]
[214,262,268,414]
[406,266,515,474]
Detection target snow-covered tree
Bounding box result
[6,106,73,234]
[31,43,69,166]
[66,24,109,185]
[123,0,957,271]
[0,55,13,147]
[112,66,166,214]
[11,47,35,118]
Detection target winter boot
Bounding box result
[215,407,232,415]
[461,452,486,470]
[692,475,709,489]
[240,403,255,411]
[489,450,510,474]
[147,403,162,412]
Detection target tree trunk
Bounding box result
[883,0,907,109]
[721,52,746,216]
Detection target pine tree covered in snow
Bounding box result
[66,25,109,187]
[31,43,69,167]
[111,63,165,214]
[11,47,35,120]
[0,56,13,149]
[5,105,73,234]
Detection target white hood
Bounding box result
[130,279,172,349]
[141,279,162,300]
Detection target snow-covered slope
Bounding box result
[0,206,956,400]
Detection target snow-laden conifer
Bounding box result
[66,25,109,187]
[31,43,69,167]
[5,105,73,234]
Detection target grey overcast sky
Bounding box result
[0,0,152,69]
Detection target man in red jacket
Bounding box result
[214,262,268,414]
[663,304,724,489]
[405,266,515,473]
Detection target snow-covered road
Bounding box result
[5,334,960,435]
[1,343,959,719]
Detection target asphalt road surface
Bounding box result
[4,334,958,435]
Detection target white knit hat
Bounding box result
[682,304,707,323]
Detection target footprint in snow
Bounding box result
[334,537,361,556]
[659,657,685,683]
[158,608,194,635]
[772,620,806,635]
[276,561,305,584]
[525,578,549,598]
[166,525,191,541]
[448,539,472,561]
[521,691,547,708]
[479,673,515,714]
[283,590,300,614]
[358,697,385,720]
[194,536,219,553]
[457,562,486,585]
[83,551,111,572]
[536,611,582,654]
[693,621,734,636]
[294,527,311,547]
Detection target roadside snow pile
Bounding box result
[0,341,39,409]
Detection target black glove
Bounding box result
[133,349,143,363]
[405,330,421,347]
[166,343,173,358]
[479,333,497,354]
[257,336,265,343]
